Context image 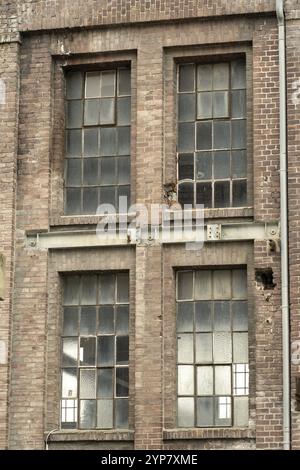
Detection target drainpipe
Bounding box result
[276,0,290,451]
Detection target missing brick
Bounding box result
[255,268,276,290]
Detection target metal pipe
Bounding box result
[45,428,59,450]
[276,0,290,451]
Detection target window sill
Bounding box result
[50,214,137,228]
[203,207,253,220]
[163,428,255,440]
[45,429,134,442]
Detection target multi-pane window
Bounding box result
[61,273,129,429]
[176,269,249,427]
[177,60,247,208]
[65,68,131,215]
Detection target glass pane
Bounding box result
[116,336,129,364]
[195,152,212,180]
[178,365,194,395]
[65,188,81,215]
[62,368,77,398]
[178,154,194,180]
[80,369,96,399]
[197,92,212,119]
[80,307,97,335]
[231,60,246,89]
[116,305,129,335]
[233,180,247,207]
[215,365,231,394]
[232,120,246,149]
[213,121,230,149]
[197,64,212,91]
[195,333,212,363]
[214,301,231,331]
[97,368,113,398]
[179,93,195,121]
[178,182,194,206]
[179,64,195,92]
[80,337,96,366]
[177,302,194,332]
[66,100,82,128]
[232,90,246,118]
[66,129,82,157]
[83,128,98,157]
[100,157,116,185]
[101,70,115,97]
[63,307,78,336]
[98,306,114,334]
[213,63,229,90]
[178,122,195,153]
[234,397,249,426]
[83,158,99,186]
[118,68,131,96]
[117,126,131,155]
[117,157,130,185]
[99,274,115,304]
[177,271,193,300]
[80,400,96,429]
[214,332,232,363]
[215,396,232,426]
[61,399,77,427]
[195,302,212,332]
[214,181,230,208]
[84,99,99,125]
[117,186,130,212]
[178,397,194,427]
[233,332,248,363]
[82,188,98,215]
[232,301,248,331]
[100,128,116,156]
[214,151,230,179]
[97,336,114,366]
[177,333,193,363]
[100,186,116,207]
[232,150,247,178]
[213,91,228,118]
[66,71,83,99]
[99,98,115,125]
[62,337,78,367]
[196,121,212,151]
[116,367,129,397]
[64,276,80,305]
[233,364,249,395]
[197,366,213,395]
[117,273,129,303]
[195,270,212,300]
[117,97,131,125]
[66,159,81,186]
[116,398,129,428]
[213,270,231,299]
[197,397,214,426]
[232,269,247,299]
[97,399,113,428]
[81,275,97,305]
[196,182,212,208]
[86,72,100,98]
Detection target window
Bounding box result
[176,269,249,427]
[177,60,247,208]
[65,68,131,215]
[61,272,130,429]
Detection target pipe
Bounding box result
[276,0,290,451]
[45,428,59,450]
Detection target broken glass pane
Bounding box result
[196,182,212,208]
[215,396,232,426]
[177,302,194,332]
[66,129,82,157]
[177,271,193,300]
[179,93,196,121]
[86,72,100,98]
[195,333,213,363]
[214,181,230,208]
[177,333,194,363]
[80,369,96,399]
[98,306,114,334]
[99,98,115,125]
[80,399,96,429]
[101,70,115,97]
[116,367,129,397]
[233,180,247,207]
[66,100,83,128]
[82,187,98,215]
[117,97,131,125]
[232,301,248,331]
[179,64,195,92]
[213,91,229,118]
[62,337,78,367]
[195,152,212,180]
[62,368,77,398]
[63,307,78,336]
[80,337,96,366]
[66,159,82,186]
[214,151,230,179]
[116,398,129,428]
[197,396,214,426]
[118,68,131,96]
[83,158,99,186]
[197,92,212,119]
[178,154,194,180]
[66,71,83,100]
[116,336,129,364]
[214,332,232,363]
[195,302,212,332]
[80,307,97,335]
[97,336,114,367]
[178,397,194,427]
[197,366,213,395]
[97,368,113,398]
[178,365,194,395]
[97,399,113,428]
[196,121,212,151]
[178,122,195,153]
[84,99,99,125]
[213,121,230,149]
[197,64,213,91]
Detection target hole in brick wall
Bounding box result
[255,268,276,290]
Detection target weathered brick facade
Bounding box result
[0,0,300,450]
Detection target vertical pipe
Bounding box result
[276,0,290,451]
